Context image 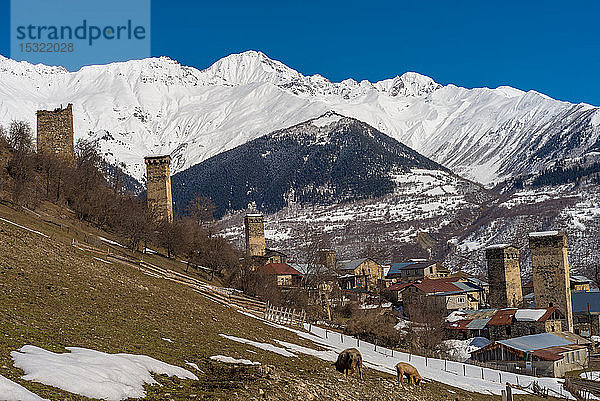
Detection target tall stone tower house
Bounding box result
[144,155,173,222]
[318,249,337,269]
[529,231,573,332]
[36,103,75,162]
[486,244,523,308]
[245,214,266,257]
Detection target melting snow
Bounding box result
[443,337,490,361]
[11,345,198,401]
[529,231,560,237]
[209,355,260,365]
[514,309,547,322]
[218,334,296,357]
[0,217,49,238]
[0,374,48,401]
[98,236,125,247]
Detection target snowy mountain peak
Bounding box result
[0,54,68,76]
[197,50,303,86]
[0,51,598,186]
[376,72,442,97]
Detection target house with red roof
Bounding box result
[258,263,303,287]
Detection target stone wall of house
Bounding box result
[486,245,523,308]
[36,104,74,162]
[487,320,563,342]
[144,155,173,222]
[318,250,336,269]
[529,233,573,331]
[245,214,266,257]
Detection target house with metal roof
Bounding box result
[446,307,564,341]
[572,291,600,337]
[385,260,448,283]
[470,332,588,377]
[390,277,485,318]
[338,258,383,292]
[571,275,593,292]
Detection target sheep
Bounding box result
[333,348,363,379]
[396,362,422,385]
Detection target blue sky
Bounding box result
[1,0,599,106]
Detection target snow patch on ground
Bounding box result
[0,217,49,238]
[11,345,198,401]
[209,355,260,365]
[514,309,546,322]
[98,236,125,247]
[219,334,297,357]
[0,374,48,401]
[443,337,490,361]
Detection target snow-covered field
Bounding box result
[10,345,198,401]
[443,337,490,361]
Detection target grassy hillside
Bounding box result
[0,202,553,400]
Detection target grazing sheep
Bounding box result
[334,348,363,379]
[396,362,422,385]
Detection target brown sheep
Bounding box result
[333,348,363,379]
[396,362,422,385]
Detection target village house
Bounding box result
[264,249,288,264]
[338,258,384,292]
[446,307,565,341]
[572,291,600,337]
[470,332,589,377]
[385,259,449,283]
[570,275,593,292]
[259,263,303,287]
[390,277,485,317]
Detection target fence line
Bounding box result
[264,302,306,327]
[304,323,565,395]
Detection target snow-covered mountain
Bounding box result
[1,51,599,186]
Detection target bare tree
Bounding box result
[186,195,216,235]
[5,121,38,206]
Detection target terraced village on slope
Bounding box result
[0,51,599,400]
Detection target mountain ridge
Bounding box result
[1,50,599,186]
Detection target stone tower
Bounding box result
[318,249,337,269]
[529,231,573,332]
[245,214,266,257]
[144,155,173,222]
[36,103,75,162]
[485,244,523,308]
